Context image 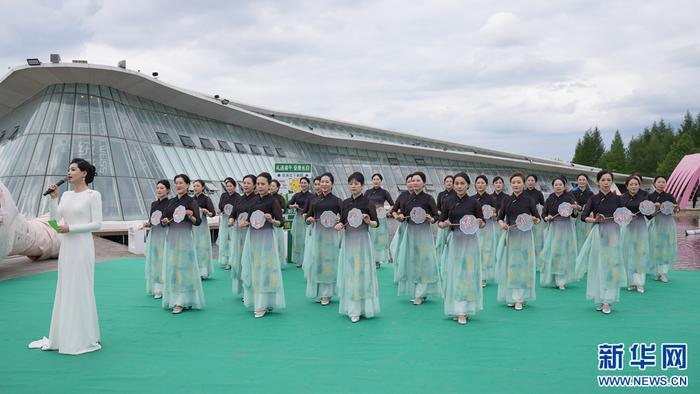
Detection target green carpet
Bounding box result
[0,259,698,393]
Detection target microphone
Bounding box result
[43,178,67,196]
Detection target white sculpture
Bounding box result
[0,181,61,261]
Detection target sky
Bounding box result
[1,0,699,161]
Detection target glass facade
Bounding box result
[0,83,578,221]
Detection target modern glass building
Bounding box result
[0,62,616,222]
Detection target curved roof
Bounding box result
[667,153,700,208]
[0,62,626,178]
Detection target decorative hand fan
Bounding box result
[613,207,633,226]
[482,204,493,220]
[348,208,363,228]
[536,204,544,217]
[515,213,533,232]
[410,207,427,224]
[237,212,249,223]
[660,201,675,215]
[173,205,186,223]
[639,200,655,216]
[459,215,479,235]
[150,210,162,226]
[250,210,265,229]
[557,202,572,218]
[223,204,234,216]
[320,210,336,228]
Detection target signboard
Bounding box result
[274,163,313,217]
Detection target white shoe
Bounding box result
[153,293,162,299]
[172,305,184,314]
[350,316,360,323]
[602,304,611,314]
[28,337,50,349]
[595,304,603,311]
[254,310,266,318]
[457,315,467,325]
[636,286,645,294]
[514,302,523,311]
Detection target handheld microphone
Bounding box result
[43,177,67,196]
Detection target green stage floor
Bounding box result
[1,258,698,393]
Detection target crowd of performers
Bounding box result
[143,169,680,324]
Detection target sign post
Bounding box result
[273,163,313,263]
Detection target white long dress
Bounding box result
[43,189,103,355]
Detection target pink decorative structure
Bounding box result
[666,153,700,209]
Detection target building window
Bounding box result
[155,132,174,145]
[200,137,216,150]
[218,140,232,152]
[234,142,247,153]
[249,144,261,155]
[7,126,20,140]
[262,145,274,156]
[275,147,286,157]
[180,135,196,148]
[415,158,426,165]
[388,157,400,166]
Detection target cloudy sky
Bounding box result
[1,0,699,160]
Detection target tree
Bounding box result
[693,113,700,148]
[656,132,698,176]
[572,127,605,166]
[598,130,627,172]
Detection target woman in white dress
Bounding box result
[29,158,103,355]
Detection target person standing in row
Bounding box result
[395,172,440,305]
[390,173,415,272]
[365,173,394,269]
[438,172,485,325]
[305,173,343,306]
[301,176,323,274]
[524,174,545,257]
[288,177,312,267]
[217,178,239,270]
[336,172,380,323]
[192,180,215,279]
[270,179,288,269]
[230,175,257,297]
[491,176,509,213]
[647,175,679,283]
[474,175,498,288]
[620,175,651,293]
[575,170,626,315]
[572,174,594,251]
[496,173,541,311]
[162,174,205,314]
[539,176,577,290]
[30,158,103,354]
[144,179,171,299]
[240,172,286,318]
[435,175,455,255]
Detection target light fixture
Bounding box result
[26,58,41,66]
[117,60,126,69]
[214,94,220,99]
[152,72,159,78]
[50,54,61,63]
[221,99,229,105]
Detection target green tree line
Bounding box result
[571,111,700,176]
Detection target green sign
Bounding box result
[274,163,311,173]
